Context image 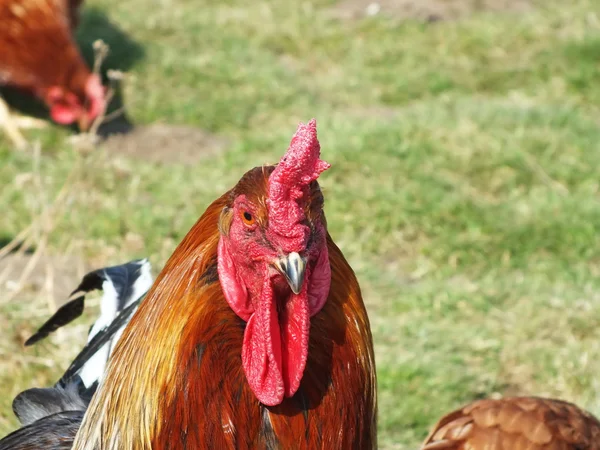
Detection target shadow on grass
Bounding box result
[1,7,145,137]
[0,235,14,251]
[0,234,34,254]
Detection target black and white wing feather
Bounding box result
[25,258,152,390]
[0,259,154,450]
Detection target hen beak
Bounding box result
[273,252,307,295]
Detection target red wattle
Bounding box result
[279,285,310,398]
[218,235,331,406]
[241,279,284,406]
[241,276,310,405]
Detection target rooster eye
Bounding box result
[241,211,255,226]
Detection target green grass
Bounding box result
[2,0,600,447]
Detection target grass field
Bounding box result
[2,0,600,447]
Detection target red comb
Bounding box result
[267,119,330,253]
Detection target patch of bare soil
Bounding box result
[0,254,88,308]
[330,0,532,21]
[101,123,230,165]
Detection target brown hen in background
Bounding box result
[0,0,106,148]
[421,396,600,449]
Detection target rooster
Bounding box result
[0,0,106,148]
[0,259,152,450]
[67,119,377,449]
[421,396,600,449]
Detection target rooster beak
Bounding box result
[273,252,306,295]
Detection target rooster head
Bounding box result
[217,119,332,406]
[45,74,106,132]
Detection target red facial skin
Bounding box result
[45,74,105,131]
[218,194,331,406]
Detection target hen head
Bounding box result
[44,74,105,131]
[217,119,332,406]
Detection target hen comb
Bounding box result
[267,119,330,253]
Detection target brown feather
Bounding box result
[0,0,90,97]
[421,396,600,450]
[73,166,377,450]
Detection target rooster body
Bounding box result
[73,121,377,449]
[422,396,600,449]
[0,0,105,136]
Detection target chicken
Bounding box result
[70,119,377,450]
[421,396,600,449]
[0,0,106,148]
[0,259,152,450]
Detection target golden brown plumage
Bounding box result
[72,121,377,449]
[421,396,600,450]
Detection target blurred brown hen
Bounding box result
[0,0,105,148]
[421,396,600,449]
